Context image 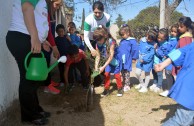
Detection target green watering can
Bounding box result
[24,52,67,81]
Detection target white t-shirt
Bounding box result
[84,12,110,51]
[9,0,49,43]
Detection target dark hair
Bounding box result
[56,24,65,32]
[159,28,169,41]
[68,22,76,28]
[74,31,80,34]
[170,23,180,36]
[68,45,79,56]
[93,1,104,11]
[147,29,158,41]
[191,22,194,37]
[119,24,131,36]
[179,16,192,29]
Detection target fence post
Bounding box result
[160,0,166,28]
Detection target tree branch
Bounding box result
[168,0,183,14]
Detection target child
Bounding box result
[55,24,71,86]
[172,16,193,76]
[93,26,123,97]
[68,24,82,49]
[75,31,85,51]
[118,24,139,92]
[64,45,90,90]
[155,42,194,126]
[150,28,176,93]
[159,24,179,97]
[134,29,157,93]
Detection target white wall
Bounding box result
[0,0,19,113]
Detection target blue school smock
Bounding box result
[168,42,194,110]
[136,37,155,72]
[97,39,121,74]
[155,39,177,70]
[117,37,139,72]
[70,34,82,47]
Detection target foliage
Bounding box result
[127,6,183,41]
[115,14,125,28]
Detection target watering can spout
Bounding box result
[48,56,67,72]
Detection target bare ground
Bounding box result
[2,64,177,126]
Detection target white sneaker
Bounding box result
[134,84,142,90]
[123,85,130,92]
[153,87,162,93]
[138,87,148,93]
[159,90,169,97]
[149,84,157,91]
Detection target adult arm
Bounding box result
[22,2,41,53]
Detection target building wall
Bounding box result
[0,0,19,114]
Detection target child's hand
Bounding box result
[140,59,143,63]
[42,41,51,52]
[154,43,158,49]
[132,59,136,63]
[99,67,105,73]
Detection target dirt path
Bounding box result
[3,65,177,126]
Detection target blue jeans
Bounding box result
[162,104,194,126]
[152,70,163,88]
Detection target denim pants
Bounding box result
[152,69,163,88]
[162,104,194,126]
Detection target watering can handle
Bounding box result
[24,52,45,71]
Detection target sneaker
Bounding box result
[149,84,157,91]
[134,84,142,90]
[59,82,65,87]
[153,87,162,93]
[50,81,60,87]
[138,87,148,93]
[123,85,130,92]
[101,89,109,97]
[159,90,169,97]
[117,88,123,97]
[44,85,60,94]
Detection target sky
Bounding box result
[71,0,194,28]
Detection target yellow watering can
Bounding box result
[24,52,67,81]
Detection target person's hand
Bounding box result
[154,64,163,72]
[52,46,60,59]
[99,66,105,74]
[140,59,143,63]
[154,43,158,49]
[31,37,41,53]
[91,50,97,56]
[42,40,51,52]
[132,59,137,63]
[52,0,62,10]
[66,35,71,42]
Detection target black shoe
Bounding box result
[101,89,109,97]
[117,88,123,97]
[39,111,51,118]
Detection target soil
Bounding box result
[2,64,177,126]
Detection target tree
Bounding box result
[165,0,183,27]
[81,8,85,31]
[127,6,183,40]
[115,14,125,28]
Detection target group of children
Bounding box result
[44,15,194,125]
[49,16,193,99]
